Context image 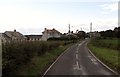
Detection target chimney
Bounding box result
[14,29,16,32]
[45,28,47,31]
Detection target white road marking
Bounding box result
[79,44,81,46]
[76,61,79,67]
[76,61,81,70]
[91,58,96,62]
[73,61,81,70]
[76,47,79,54]
[76,54,78,59]
[88,55,98,65]
[78,41,86,46]
[91,58,98,65]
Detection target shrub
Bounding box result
[2,41,65,75]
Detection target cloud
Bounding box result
[0,0,119,4]
[92,18,118,31]
[100,3,118,14]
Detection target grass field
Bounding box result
[88,38,119,73]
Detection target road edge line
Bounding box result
[86,43,118,75]
[42,44,72,77]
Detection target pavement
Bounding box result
[44,40,118,76]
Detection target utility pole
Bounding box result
[81,28,82,31]
[90,22,92,38]
[69,24,70,41]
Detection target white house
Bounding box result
[41,28,62,41]
[25,35,42,41]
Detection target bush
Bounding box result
[2,41,65,75]
[48,35,78,41]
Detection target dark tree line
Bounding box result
[99,27,120,38]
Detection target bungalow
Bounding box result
[89,31,101,38]
[25,35,42,41]
[41,28,62,41]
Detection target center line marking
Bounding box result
[76,54,78,59]
[76,61,80,69]
[76,48,78,53]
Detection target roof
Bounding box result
[2,33,11,40]
[4,31,24,38]
[42,28,62,34]
[25,35,42,38]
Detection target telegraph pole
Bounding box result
[69,24,70,41]
[81,28,82,31]
[90,22,92,38]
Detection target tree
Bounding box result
[77,31,86,39]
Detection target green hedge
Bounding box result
[90,38,119,50]
[47,36,78,41]
[2,41,65,75]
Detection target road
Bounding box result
[44,40,117,76]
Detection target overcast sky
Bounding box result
[0,0,118,35]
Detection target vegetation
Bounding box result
[48,35,79,41]
[17,44,69,75]
[99,27,120,38]
[76,31,86,39]
[90,38,119,50]
[2,41,73,76]
[88,38,119,73]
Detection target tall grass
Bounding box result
[91,38,119,50]
[17,45,69,75]
[2,41,69,75]
[88,38,119,73]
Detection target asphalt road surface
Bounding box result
[44,40,117,75]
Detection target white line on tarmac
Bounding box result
[91,58,98,65]
[76,54,78,59]
[76,61,80,70]
[91,58,96,62]
[73,61,81,70]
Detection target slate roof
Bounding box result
[25,35,42,39]
[2,33,11,40]
[4,31,24,38]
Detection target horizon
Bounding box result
[0,0,118,35]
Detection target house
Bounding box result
[25,35,42,41]
[41,28,62,41]
[1,33,11,43]
[1,30,26,43]
[89,31,101,38]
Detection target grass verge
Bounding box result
[88,43,119,73]
[16,44,71,75]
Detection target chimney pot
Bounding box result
[14,29,16,32]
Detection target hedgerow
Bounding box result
[2,41,66,75]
